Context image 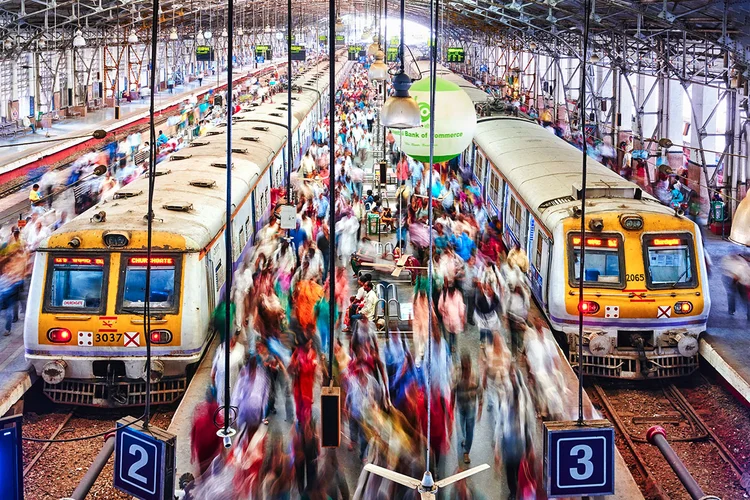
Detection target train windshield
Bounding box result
[47,256,106,311]
[644,235,696,288]
[119,256,179,312]
[569,235,623,286]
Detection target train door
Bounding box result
[528,219,549,306]
[205,253,217,314]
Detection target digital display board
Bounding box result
[348,45,362,61]
[255,44,272,60]
[196,45,214,62]
[319,35,327,44]
[446,47,466,63]
[386,46,399,62]
[290,45,306,61]
[335,34,345,46]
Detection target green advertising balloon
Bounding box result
[391,77,477,163]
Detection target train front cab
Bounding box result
[24,245,208,406]
[550,211,710,379]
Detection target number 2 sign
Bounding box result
[544,420,615,498]
[114,416,176,500]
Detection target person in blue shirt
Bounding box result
[316,192,329,219]
[157,130,169,146]
[452,230,476,261]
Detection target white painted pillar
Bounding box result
[619,73,635,134]
[664,78,684,171]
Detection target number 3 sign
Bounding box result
[114,416,176,500]
[544,420,616,498]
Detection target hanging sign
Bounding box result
[196,45,214,62]
[390,37,399,47]
[286,34,296,43]
[255,44,272,60]
[348,45,362,61]
[335,34,345,46]
[386,46,399,62]
[290,45,306,61]
[319,35,328,44]
[392,76,477,163]
[446,47,466,63]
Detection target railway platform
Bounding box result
[700,230,750,404]
[0,313,34,418]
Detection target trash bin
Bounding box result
[367,213,380,236]
[711,200,726,222]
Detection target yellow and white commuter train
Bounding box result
[24,53,351,406]
[466,117,710,379]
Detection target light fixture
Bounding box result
[204,30,212,40]
[127,28,139,44]
[275,31,283,41]
[367,34,380,56]
[196,30,205,42]
[381,0,421,129]
[169,27,178,40]
[529,41,537,51]
[381,72,421,129]
[38,38,46,50]
[221,29,228,38]
[3,38,12,50]
[589,52,601,63]
[368,50,388,81]
[335,16,345,33]
[237,27,244,36]
[72,28,86,47]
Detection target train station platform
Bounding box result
[0,313,34,418]
[166,162,643,499]
[700,231,750,404]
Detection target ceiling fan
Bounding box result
[364,463,489,499]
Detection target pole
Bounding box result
[576,0,592,426]
[286,0,293,202]
[646,427,707,500]
[327,0,336,378]
[69,434,115,500]
[223,0,235,435]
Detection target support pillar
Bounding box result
[663,78,684,172]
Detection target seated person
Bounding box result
[380,207,395,232]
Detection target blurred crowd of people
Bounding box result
[185,60,573,500]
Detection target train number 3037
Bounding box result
[95,333,123,343]
[626,273,646,282]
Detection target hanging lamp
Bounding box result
[72,28,86,47]
[127,28,139,43]
[380,0,420,128]
[368,50,388,81]
[169,27,178,40]
[367,34,380,56]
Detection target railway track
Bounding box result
[592,379,750,500]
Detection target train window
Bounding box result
[535,234,544,270]
[568,234,624,287]
[489,171,500,204]
[118,255,180,313]
[46,256,107,312]
[642,234,697,289]
[509,196,523,237]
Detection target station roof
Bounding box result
[1,1,748,82]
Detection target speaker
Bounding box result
[379,160,387,185]
[114,106,120,120]
[616,113,622,127]
[320,386,340,448]
[67,88,73,106]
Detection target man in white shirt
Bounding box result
[359,281,379,322]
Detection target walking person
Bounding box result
[452,351,483,464]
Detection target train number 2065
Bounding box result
[626,273,645,282]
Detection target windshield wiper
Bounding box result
[669,269,689,288]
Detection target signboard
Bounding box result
[319,35,327,44]
[286,34,296,43]
[279,205,296,229]
[386,46,399,62]
[359,55,367,64]
[290,45,306,61]
[114,416,176,500]
[196,45,214,62]
[544,420,615,498]
[0,415,23,500]
[347,45,362,61]
[256,55,265,64]
[335,34,345,46]
[446,47,466,63]
[255,44,272,60]
[390,37,399,47]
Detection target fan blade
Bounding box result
[364,464,422,489]
[434,463,490,489]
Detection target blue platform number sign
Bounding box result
[114,417,175,500]
[545,420,615,498]
[0,415,23,500]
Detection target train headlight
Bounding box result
[47,328,72,343]
[675,334,699,357]
[42,360,67,385]
[578,301,600,315]
[103,231,130,248]
[620,214,644,231]
[143,360,165,383]
[674,301,693,314]
[149,329,173,344]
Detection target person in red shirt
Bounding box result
[190,397,223,476]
